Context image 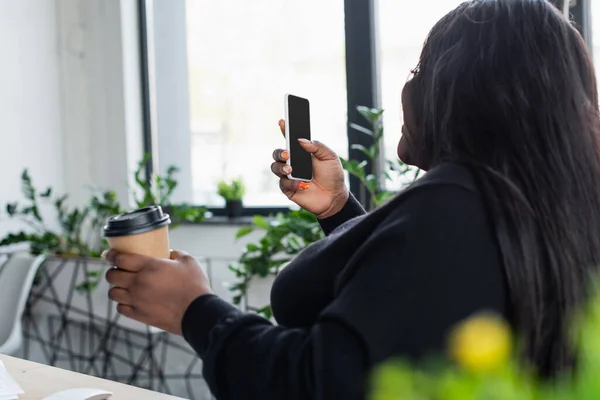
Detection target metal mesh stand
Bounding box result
[22,256,212,400]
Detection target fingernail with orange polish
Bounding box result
[299,182,310,190]
[281,151,289,160]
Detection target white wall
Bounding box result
[0,0,256,291]
[0,6,269,397]
[0,0,145,239]
[0,0,64,238]
[57,0,144,206]
[152,0,194,203]
[0,0,261,303]
[169,225,265,302]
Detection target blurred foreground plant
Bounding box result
[133,153,207,226]
[370,279,600,400]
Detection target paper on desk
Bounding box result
[0,361,23,400]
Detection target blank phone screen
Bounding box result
[287,95,313,181]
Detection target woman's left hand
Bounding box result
[104,249,212,335]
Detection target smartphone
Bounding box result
[284,94,313,182]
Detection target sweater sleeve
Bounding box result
[318,192,366,236]
[181,185,507,400]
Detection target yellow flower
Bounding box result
[448,313,512,373]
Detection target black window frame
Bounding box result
[344,0,379,207]
[138,0,592,218]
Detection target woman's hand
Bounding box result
[104,249,211,335]
[271,120,348,219]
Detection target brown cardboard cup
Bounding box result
[102,206,171,259]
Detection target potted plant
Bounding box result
[133,153,207,227]
[0,169,121,259]
[0,169,123,322]
[229,210,324,317]
[0,157,209,387]
[229,106,422,317]
[0,156,207,326]
[217,178,246,218]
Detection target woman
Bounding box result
[104,0,600,398]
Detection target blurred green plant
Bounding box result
[228,209,323,317]
[217,178,246,201]
[341,106,421,211]
[0,170,120,258]
[369,281,600,400]
[1,155,207,291]
[133,153,207,226]
[0,171,122,292]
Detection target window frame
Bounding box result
[137,0,592,218]
[344,0,379,207]
[138,0,155,184]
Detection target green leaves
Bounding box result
[370,362,418,400]
[343,105,422,211]
[236,226,254,239]
[1,169,120,258]
[351,143,378,159]
[129,153,207,226]
[75,269,103,293]
[169,203,207,227]
[341,158,368,180]
[256,305,273,319]
[132,152,183,208]
[252,215,270,230]
[5,203,17,216]
[0,231,62,256]
[1,151,211,262]
[357,106,384,126]
[0,231,35,247]
[229,209,324,308]
[375,192,396,205]
[365,174,378,194]
[20,169,36,201]
[369,277,600,400]
[217,178,246,201]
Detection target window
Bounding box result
[376,0,465,189]
[144,0,593,212]
[149,1,347,208]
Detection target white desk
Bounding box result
[0,355,187,400]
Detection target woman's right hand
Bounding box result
[271,120,348,219]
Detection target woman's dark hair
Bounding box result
[405,0,600,376]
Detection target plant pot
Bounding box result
[225,199,243,218]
